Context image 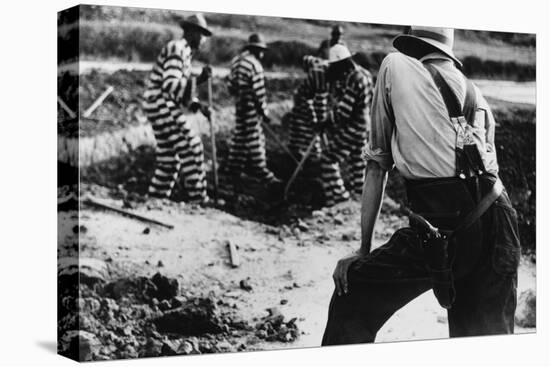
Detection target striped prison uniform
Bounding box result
[224,50,275,181]
[322,64,374,206]
[287,56,330,161]
[142,39,207,201]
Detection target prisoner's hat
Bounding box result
[328,44,352,63]
[331,25,344,36]
[393,26,461,67]
[179,13,212,36]
[246,33,268,50]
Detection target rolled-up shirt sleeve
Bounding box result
[475,86,499,174]
[362,56,395,171]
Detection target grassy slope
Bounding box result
[60,5,535,80]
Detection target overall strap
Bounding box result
[423,62,485,179]
[423,63,477,124]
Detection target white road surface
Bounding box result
[59,61,536,106]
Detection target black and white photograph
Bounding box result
[55,2,536,363]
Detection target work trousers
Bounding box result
[322,188,520,344]
[142,95,207,201]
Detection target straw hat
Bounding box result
[393,26,461,66]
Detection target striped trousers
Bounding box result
[224,104,275,181]
[142,95,207,202]
[321,130,366,206]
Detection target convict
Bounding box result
[223,33,280,187]
[287,41,330,164]
[142,13,212,203]
[321,44,374,207]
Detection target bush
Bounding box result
[462,56,535,81]
[196,36,246,65]
[493,104,536,256]
[78,21,179,62]
[263,40,317,68]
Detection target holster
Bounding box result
[406,177,486,309]
[422,231,455,309]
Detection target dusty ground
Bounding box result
[58,60,536,360]
[58,184,535,358]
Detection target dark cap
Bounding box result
[246,33,268,50]
[179,13,212,36]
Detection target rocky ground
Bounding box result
[58,183,536,361]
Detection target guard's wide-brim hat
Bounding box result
[246,33,268,50]
[179,13,212,36]
[393,26,462,67]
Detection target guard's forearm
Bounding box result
[359,161,388,254]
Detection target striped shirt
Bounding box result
[302,55,330,123]
[227,50,267,114]
[331,64,374,143]
[144,39,192,104]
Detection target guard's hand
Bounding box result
[332,251,365,296]
[197,65,213,85]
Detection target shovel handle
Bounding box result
[283,134,318,201]
[207,77,219,203]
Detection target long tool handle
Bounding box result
[261,121,299,165]
[283,134,318,201]
[207,77,219,203]
[83,197,174,229]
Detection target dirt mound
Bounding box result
[58,269,300,361]
[254,307,300,342]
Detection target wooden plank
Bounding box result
[83,85,114,118]
[226,241,240,268]
[57,96,76,119]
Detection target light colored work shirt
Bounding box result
[364,52,498,179]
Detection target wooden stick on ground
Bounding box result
[226,240,240,268]
[83,85,114,118]
[57,96,76,119]
[83,197,174,229]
